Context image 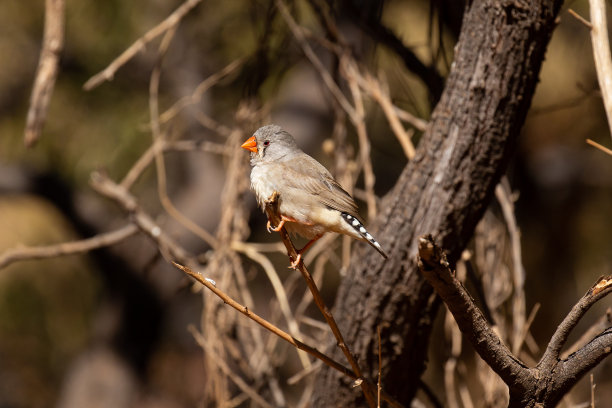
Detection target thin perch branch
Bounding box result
[263,191,377,407]
[172,261,355,378]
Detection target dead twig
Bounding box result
[275,0,358,122]
[495,179,527,355]
[24,0,65,147]
[346,65,377,220]
[89,171,195,267]
[568,9,593,29]
[148,27,218,249]
[189,326,276,408]
[0,224,138,270]
[588,0,612,142]
[172,262,355,378]
[83,0,203,90]
[159,57,247,125]
[586,138,612,156]
[418,235,612,407]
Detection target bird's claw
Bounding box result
[267,219,285,233]
[289,253,302,269]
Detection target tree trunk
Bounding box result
[313,0,564,406]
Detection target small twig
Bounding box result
[83,0,203,90]
[393,106,429,132]
[159,57,247,125]
[148,28,218,249]
[264,191,377,407]
[189,326,276,408]
[0,223,138,270]
[231,240,312,369]
[24,0,65,147]
[377,325,382,408]
[589,0,612,142]
[346,65,377,220]
[89,171,194,266]
[119,139,229,191]
[586,138,612,156]
[568,9,593,29]
[495,179,527,355]
[561,308,612,360]
[172,261,355,378]
[275,0,358,123]
[590,373,596,408]
[540,276,612,369]
[417,235,526,386]
[343,61,417,159]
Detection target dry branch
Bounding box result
[586,138,612,156]
[589,0,612,142]
[0,224,138,270]
[263,191,378,407]
[89,171,194,266]
[172,261,354,379]
[83,0,203,90]
[417,235,527,386]
[24,0,65,147]
[418,235,612,408]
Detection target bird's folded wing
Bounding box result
[278,155,362,221]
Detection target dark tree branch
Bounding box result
[417,235,529,389]
[340,0,445,104]
[417,235,612,408]
[540,276,612,370]
[559,327,612,391]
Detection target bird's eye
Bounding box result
[263,140,270,147]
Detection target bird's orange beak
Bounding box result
[241,135,258,153]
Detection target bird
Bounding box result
[241,124,388,268]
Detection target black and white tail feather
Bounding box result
[341,213,388,258]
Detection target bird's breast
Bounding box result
[250,165,277,209]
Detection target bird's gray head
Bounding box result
[241,124,300,165]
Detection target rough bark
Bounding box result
[312,0,564,406]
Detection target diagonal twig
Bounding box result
[263,192,377,407]
[25,0,65,147]
[172,261,355,378]
[83,0,203,91]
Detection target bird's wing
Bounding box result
[277,153,362,221]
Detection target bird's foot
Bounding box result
[266,219,285,233]
[289,253,302,269]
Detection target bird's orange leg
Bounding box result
[267,215,307,233]
[289,234,323,269]
[267,219,285,233]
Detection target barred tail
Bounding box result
[341,213,388,259]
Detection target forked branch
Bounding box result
[417,235,612,407]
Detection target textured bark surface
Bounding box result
[313,0,564,406]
